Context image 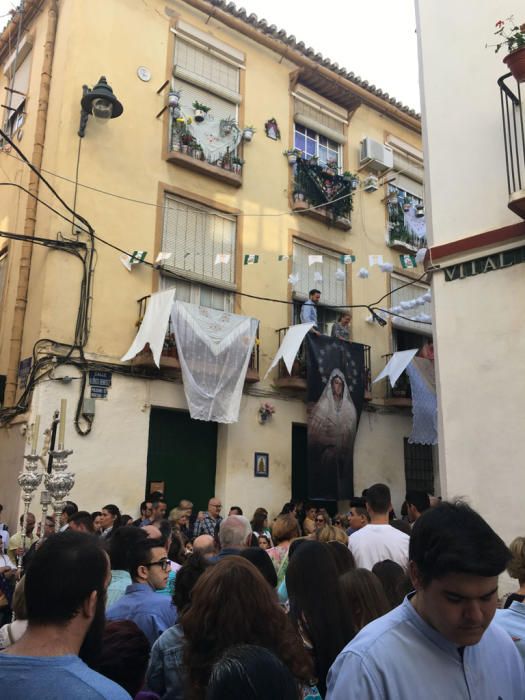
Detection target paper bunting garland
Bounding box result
[244,255,259,265]
[335,268,345,281]
[400,254,417,269]
[214,253,231,265]
[155,252,172,264]
[369,255,384,266]
[120,251,147,271]
[288,273,299,286]
[422,291,432,302]
[358,268,369,279]
[308,255,323,266]
[340,254,356,264]
[380,262,394,273]
[313,271,323,283]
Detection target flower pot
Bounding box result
[181,145,189,154]
[243,128,254,142]
[504,47,525,83]
[171,141,181,152]
[403,203,411,212]
[223,162,232,171]
[287,154,297,164]
[168,92,180,107]
[294,193,305,202]
[194,109,206,122]
[222,125,233,135]
[232,164,241,174]
[415,206,425,218]
[350,177,359,190]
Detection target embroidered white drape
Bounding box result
[170,301,258,423]
[406,357,437,445]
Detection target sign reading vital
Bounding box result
[306,334,366,501]
[443,246,525,282]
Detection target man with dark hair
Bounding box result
[405,490,430,523]
[132,500,152,527]
[228,506,243,516]
[150,498,167,527]
[106,537,177,644]
[59,500,79,531]
[347,497,370,535]
[7,512,36,565]
[328,502,525,698]
[300,289,321,332]
[69,510,95,533]
[0,531,130,698]
[348,483,409,570]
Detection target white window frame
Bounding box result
[294,123,341,168]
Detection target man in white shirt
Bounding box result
[348,483,409,570]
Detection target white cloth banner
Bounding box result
[171,302,258,423]
[373,349,418,388]
[404,207,427,239]
[406,357,437,444]
[121,289,175,367]
[264,323,314,379]
[184,109,242,161]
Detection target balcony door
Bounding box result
[146,408,217,512]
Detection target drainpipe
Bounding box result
[4,0,58,405]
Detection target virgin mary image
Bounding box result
[308,368,357,500]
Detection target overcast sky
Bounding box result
[0,0,420,110]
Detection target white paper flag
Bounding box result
[415,248,427,264]
[288,273,299,286]
[369,255,384,266]
[373,349,418,388]
[264,323,314,379]
[313,271,323,283]
[155,252,173,264]
[308,255,323,266]
[214,253,231,265]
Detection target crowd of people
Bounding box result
[0,485,524,698]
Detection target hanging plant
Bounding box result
[192,101,211,122]
[243,125,256,142]
[220,117,238,137]
[284,148,302,164]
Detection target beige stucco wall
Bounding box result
[0,0,425,519]
[416,0,525,567]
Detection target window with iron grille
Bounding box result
[294,124,341,168]
[404,438,434,494]
[160,194,236,312]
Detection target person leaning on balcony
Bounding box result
[331,313,352,342]
[300,289,321,335]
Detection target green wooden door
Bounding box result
[146,408,217,512]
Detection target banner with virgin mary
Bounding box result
[305,334,365,500]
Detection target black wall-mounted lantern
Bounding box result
[78,76,123,138]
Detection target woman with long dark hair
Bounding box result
[100,504,122,540]
[181,557,317,699]
[339,568,390,633]
[286,541,354,696]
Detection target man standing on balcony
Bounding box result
[300,289,321,334]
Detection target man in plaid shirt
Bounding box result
[193,498,223,538]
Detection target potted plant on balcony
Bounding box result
[343,171,359,190]
[292,188,308,209]
[192,100,211,122]
[222,147,233,171]
[284,148,302,165]
[180,132,194,155]
[220,117,238,137]
[491,17,525,82]
[168,89,181,108]
[231,155,244,174]
[403,196,412,212]
[243,125,256,142]
[324,159,338,176]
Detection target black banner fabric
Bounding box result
[306,334,365,501]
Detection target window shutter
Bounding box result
[390,274,432,335]
[9,54,31,111]
[293,97,346,145]
[162,194,236,289]
[174,38,240,103]
[173,79,238,124]
[292,241,347,307]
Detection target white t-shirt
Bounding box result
[348,524,409,570]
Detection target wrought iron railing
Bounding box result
[382,353,411,401]
[275,327,371,393]
[498,73,525,216]
[293,157,354,225]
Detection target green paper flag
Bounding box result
[244,254,260,265]
[400,254,417,269]
[340,254,356,264]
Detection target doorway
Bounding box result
[146,408,218,511]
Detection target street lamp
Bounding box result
[78,76,123,137]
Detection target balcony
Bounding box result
[273,327,371,400]
[498,73,525,219]
[131,296,259,383]
[386,186,427,252]
[291,156,355,231]
[381,353,412,407]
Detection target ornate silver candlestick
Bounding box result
[16,452,43,569]
[45,448,75,532]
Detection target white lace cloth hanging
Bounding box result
[404,207,427,240]
[406,357,437,445]
[170,301,258,423]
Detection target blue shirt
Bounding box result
[147,622,185,700]
[106,569,132,609]
[300,299,318,326]
[106,582,178,646]
[0,654,130,699]
[495,600,525,664]
[326,596,525,700]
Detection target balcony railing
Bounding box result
[386,186,427,251]
[498,73,525,219]
[132,296,259,382]
[273,327,371,398]
[382,353,412,406]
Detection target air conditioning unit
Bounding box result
[363,175,379,192]
[360,137,394,173]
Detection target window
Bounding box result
[2,50,30,138]
[160,194,236,312]
[292,240,347,333]
[404,438,434,494]
[294,124,340,167]
[389,273,432,336]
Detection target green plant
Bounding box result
[489,16,525,53]
[283,148,302,156]
[243,125,256,132]
[232,156,245,166]
[192,101,211,112]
